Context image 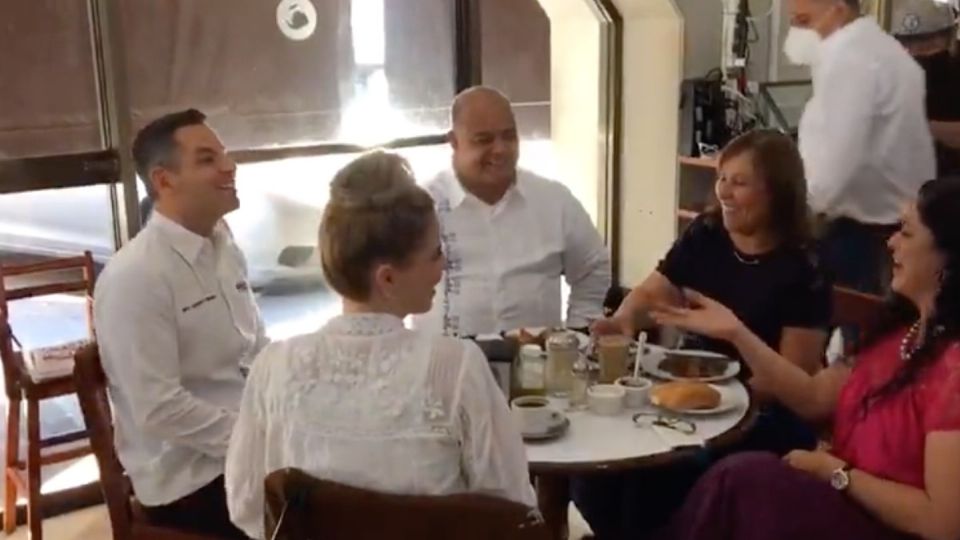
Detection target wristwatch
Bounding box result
[830,464,853,491]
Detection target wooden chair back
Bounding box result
[0,252,96,396]
[830,286,885,353]
[73,344,217,540]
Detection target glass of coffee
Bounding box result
[597,334,630,383]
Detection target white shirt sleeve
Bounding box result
[94,269,238,457]
[559,186,611,328]
[803,56,877,216]
[456,342,537,508]
[225,346,273,540]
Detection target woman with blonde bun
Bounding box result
[224,151,536,539]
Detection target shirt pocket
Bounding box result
[218,264,260,338]
[174,286,225,372]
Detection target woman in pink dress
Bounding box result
[651,177,960,540]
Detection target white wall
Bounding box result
[540,0,683,285]
[537,0,604,225]
[613,0,684,283]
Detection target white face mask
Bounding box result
[783,26,822,65]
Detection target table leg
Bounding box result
[535,473,570,540]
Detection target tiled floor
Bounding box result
[5,505,111,540]
[5,503,592,540]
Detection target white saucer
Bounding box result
[522,416,570,441]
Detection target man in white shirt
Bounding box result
[414,86,611,336]
[786,0,936,294]
[94,109,266,539]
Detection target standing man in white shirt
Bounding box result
[785,0,936,294]
[94,109,266,539]
[414,86,612,337]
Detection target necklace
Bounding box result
[732,249,761,265]
[899,320,924,362]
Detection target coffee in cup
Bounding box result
[510,395,563,434]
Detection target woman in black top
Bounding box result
[574,130,832,539]
[595,130,830,374]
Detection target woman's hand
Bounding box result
[649,289,745,343]
[590,313,635,338]
[783,449,846,482]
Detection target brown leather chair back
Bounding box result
[264,468,548,540]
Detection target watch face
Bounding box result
[830,469,849,491]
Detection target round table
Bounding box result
[525,380,757,539]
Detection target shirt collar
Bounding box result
[149,211,211,264]
[446,169,526,209]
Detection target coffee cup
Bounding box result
[615,376,653,408]
[510,396,563,434]
[587,384,626,416]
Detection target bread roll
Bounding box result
[650,381,720,410]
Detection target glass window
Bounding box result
[226,144,450,340]
[0,186,116,499]
[121,0,455,149]
[0,1,101,158]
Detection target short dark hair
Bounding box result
[714,129,812,246]
[131,109,207,198]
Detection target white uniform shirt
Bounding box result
[799,17,936,225]
[413,169,611,336]
[94,212,267,506]
[225,313,537,539]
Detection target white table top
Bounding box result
[525,380,750,469]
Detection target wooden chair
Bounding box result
[830,286,885,355]
[264,468,549,540]
[72,343,216,540]
[0,253,97,539]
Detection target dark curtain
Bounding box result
[0,1,102,158]
[383,0,455,131]
[120,0,354,149]
[480,0,551,138]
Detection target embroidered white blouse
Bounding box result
[224,313,537,539]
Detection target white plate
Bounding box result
[651,383,744,416]
[640,346,740,382]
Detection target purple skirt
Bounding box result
[655,452,915,540]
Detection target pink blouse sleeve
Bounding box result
[925,343,960,433]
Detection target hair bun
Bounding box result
[329,151,417,211]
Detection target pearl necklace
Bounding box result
[900,321,924,362]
